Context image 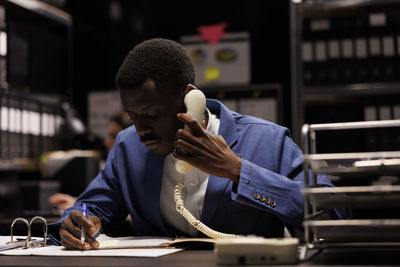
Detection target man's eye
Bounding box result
[147,111,161,118]
[127,111,159,124]
[146,114,159,119]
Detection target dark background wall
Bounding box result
[64,0,292,128]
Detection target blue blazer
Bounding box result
[48,99,349,244]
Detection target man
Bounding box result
[49,38,349,250]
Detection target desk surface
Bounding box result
[1,248,400,267]
[0,250,216,267]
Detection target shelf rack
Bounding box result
[290,0,400,143]
[301,119,400,256]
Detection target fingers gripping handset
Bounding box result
[175,89,206,174]
[173,89,236,239]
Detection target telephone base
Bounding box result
[214,237,299,265]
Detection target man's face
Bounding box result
[120,79,185,155]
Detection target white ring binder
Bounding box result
[5,216,48,250]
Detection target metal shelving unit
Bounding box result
[301,120,400,258]
[0,0,71,26]
[0,0,73,95]
[290,0,400,144]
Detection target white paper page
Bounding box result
[0,235,181,257]
[0,235,43,245]
[0,235,45,252]
[0,245,181,257]
[0,236,12,243]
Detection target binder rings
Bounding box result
[0,216,48,251]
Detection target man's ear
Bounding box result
[183,84,197,95]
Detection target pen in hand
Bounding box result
[81,203,87,245]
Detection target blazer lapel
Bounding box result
[201,175,230,225]
[144,152,170,235]
[201,99,240,226]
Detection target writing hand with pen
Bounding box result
[60,205,101,250]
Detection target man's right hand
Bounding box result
[60,210,101,250]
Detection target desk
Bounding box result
[1,248,400,266]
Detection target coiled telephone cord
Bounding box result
[174,174,238,239]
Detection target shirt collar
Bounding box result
[205,108,220,136]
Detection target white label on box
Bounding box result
[301,42,313,62]
[355,38,367,58]
[369,13,386,27]
[383,36,394,57]
[342,39,353,58]
[379,106,391,120]
[310,19,330,31]
[364,106,376,121]
[328,40,340,58]
[9,108,16,133]
[369,37,381,56]
[0,31,7,56]
[315,41,326,61]
[30,111,40,136]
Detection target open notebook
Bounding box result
[97,234,215,249]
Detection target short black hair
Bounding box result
[115,38,195,92]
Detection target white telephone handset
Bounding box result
[175,89,206,174]
[173,89,237,239]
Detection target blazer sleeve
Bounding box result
[231,128,350,230]
[48,136,129,245]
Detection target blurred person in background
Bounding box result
[103,111,132,154]
[48,111,131,211]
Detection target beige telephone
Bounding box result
[173,89,237,239]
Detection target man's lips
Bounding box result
[142,139,161,149]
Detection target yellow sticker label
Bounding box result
[205,66,220,82]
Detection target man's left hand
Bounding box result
[173,113,242,183]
